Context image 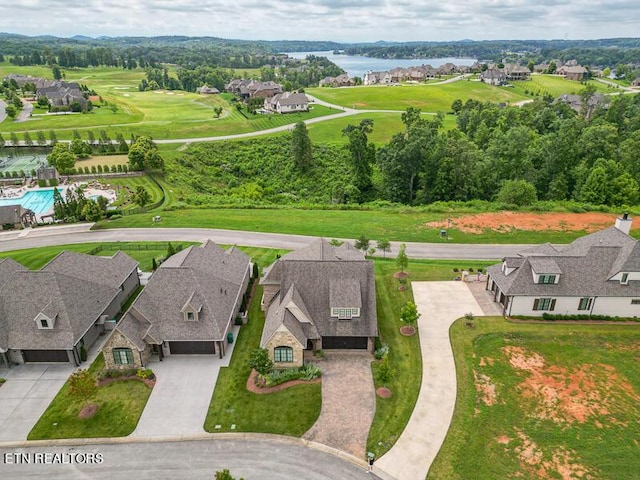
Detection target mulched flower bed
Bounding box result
[96,375,155,389]
[246,369,321,395]
[78,402,99,419]
[400,325,416,336]
[376,387,392,398]
[393,271,409,278]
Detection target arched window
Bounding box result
[274,346,293,363]
[113,348,134,365]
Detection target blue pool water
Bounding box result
[0,189,55,215]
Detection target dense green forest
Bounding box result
[168,92,640,209]
[342,38,640,68]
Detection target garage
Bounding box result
[169,341,216,355]
[322,336,369,349]
[22,349,70,363]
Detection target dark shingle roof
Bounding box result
[42,250,137,289]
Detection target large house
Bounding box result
[263,92,309,114]
[479,68,507,86]
[226,79,283,99]
[319,74,355,88]
[36,81,88,110]
[260,239,378,368]
[486,215,640,317]
[557,65,588,81]
[0,251,139,367]
[103,241,251,370]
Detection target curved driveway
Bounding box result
[0,224,531,260]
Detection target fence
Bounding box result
[86,242,185,255]
[120,173,165,216]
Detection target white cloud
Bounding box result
[0,0,638,41]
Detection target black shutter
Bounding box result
[533,299,539,310]
[550,299,556,311]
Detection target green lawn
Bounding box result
[428,317,640,479]
[506,74,613,98]
[28,354,152,440]
[205,284,322,435]
[94,206,629,245]
[307,81,529,111]
[367,258,494,457]
[105,175,165,210]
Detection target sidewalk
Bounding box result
[375,282,484,480]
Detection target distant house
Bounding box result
[196,85,220,94]
[487,215,640,317]
[5,74,55,89]
[479,68,507,86]
[225,79,283,99]
[504,64,531,81]
[0,251,139,367]
[319,74,355,88]
[36,81,88,110]
[437,63,457,75]
[632,77,640,87]
[36,165,59,183]
[103,241,251,369]
[556,93,610,113]
[0,205,36,230]
[363,71,393,85]
[260,239,378,367]
[557,65,588,81]
[264,92,309,114]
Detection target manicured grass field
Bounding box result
[428,317,640,479]
[28,354,152,440]
[75,154,129,169]
[204,283,322,436]
[506,74,613,98]
[306,81,529,111]
[367,258,494,457]
[94,207,618,245]
[105,175,165,210]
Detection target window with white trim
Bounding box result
[533,298,556,311]
[274,346,293,363]
[113,348,134,365]
[631,299,640,305]
[621,273,629,284]
[538,275,556,284]
[578,297,593,311]
[331,307,361,319]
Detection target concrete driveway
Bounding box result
[131,325,240,437]
[376,281,484,480]
[0,363,74,442]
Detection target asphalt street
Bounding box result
[0,225,532,260]
[0,439,377,480]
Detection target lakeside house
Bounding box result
[263,92,309,113]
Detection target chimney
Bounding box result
[615,213,632,235]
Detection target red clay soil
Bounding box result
[393,271,409,278]
[425,211,636,234]
[78,403,99,419]
[246,369,321,395]
[400,325,416,336]
[376,387,392,398]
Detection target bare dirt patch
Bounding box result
[474,371,498,406]
[425,212,635,234]
[479,357,495,367]
[496,435,511,445]
[513,429,595,479]
[503,346,640,426]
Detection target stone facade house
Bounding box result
[504,64,531,81]
[36,81,88,110]
[103,241,251,370]
[487,215,640,317]
[319,74,355,88]
[0,251,139,367]
[479,68,507,86]
[260,239,378,368]
[557,65,588,81]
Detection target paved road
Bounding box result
[0,99,6,124]
[15,99,33,123]
[0,438,377,480]
[0,224,531,260]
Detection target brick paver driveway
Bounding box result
[303,352,375,459]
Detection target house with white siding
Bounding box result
[486,215,640,317]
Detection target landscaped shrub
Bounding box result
[263,363,322,387]
[136,368,154,380]
[37,179,47,188]
[374,344,389,360]
[48,178,58,187]
[96,368,138,381]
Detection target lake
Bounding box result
[284,51,478,78]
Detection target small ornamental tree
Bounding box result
[376,239,391,258]
[354,234,370,252]
[376,355,394,386]
[248,348,273,377]
[68,369,97,405]
[133,185,151,208]
[400,301,420,326]
[396,243,408,274]
[215,469,244,480]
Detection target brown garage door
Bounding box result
[169,341,216,355]
[322,336,368,349]
[22,349,69,363]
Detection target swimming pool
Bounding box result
[0,189,55,215]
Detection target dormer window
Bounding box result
[40,319,50,329]
[538,275,556,284]
[331,307,360,319]
[35,312,56,330]
[184,310,197,321]
[181,291,202,321]
[621,273,629,285]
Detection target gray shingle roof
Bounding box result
[115,241,250,346]
[0,205,31,225]
[489,226,640,297]
[42,250,137,289]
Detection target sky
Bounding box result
[0,0,639,42]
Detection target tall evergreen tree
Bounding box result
[290,122,313,172]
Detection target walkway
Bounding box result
[131,325,240,437]
[376,282,483,480]
[303,352,375,459]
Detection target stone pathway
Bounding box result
[466,281,504,316]
[303,352,375,459]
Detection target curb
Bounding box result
[0,432,397,479]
